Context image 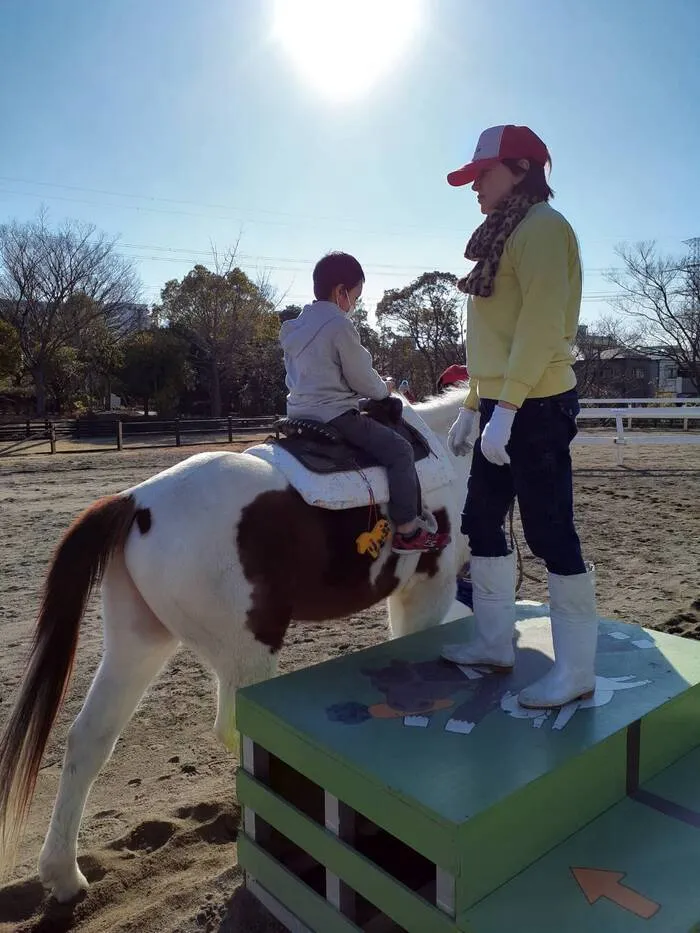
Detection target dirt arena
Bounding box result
[1,439,699,932]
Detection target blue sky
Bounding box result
[0,0,698,324]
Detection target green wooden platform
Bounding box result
[235,603,700,932]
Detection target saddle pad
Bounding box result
[245,436,456,511]
[273,418,430,476]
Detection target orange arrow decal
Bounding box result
[571,867,660,919]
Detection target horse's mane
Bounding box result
[413,383,469,415]
[400,382,469,438]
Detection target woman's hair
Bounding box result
[501,157,554,201]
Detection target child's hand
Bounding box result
[384,377,396,393]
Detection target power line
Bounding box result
[124,244,620,302]
[1,177,693,249]
[117,241,616,275]
[0,183,468,240]
[0,174,464,232]
[0,180,653,308]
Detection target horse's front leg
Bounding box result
[387,546,458,639]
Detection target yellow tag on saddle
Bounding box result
[356,519,391,560]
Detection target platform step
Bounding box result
[236,603,700,932]
[467,746,700,932]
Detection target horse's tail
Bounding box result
[0,493,139,869]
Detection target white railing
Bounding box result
[579,398,700,404]
[575,402,700,464]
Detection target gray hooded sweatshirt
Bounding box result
[280,300,389,423]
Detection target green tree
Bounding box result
[117,330,193,416]
[45,345,85,415]
[376,272,465,393]
[350,299,384,362]
[157,262,275,416]
[278,303,302,323]
[76,315,125,410]
[0,319,21,380]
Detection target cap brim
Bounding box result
[446,158,499,187]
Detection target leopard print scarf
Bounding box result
[459,193,542,298]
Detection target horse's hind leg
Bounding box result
[38,553,177,902]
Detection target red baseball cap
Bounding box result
[447,125,550,187]
[438,364,469,386]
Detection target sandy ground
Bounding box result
[0,439,699,932]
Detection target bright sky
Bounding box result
[1,0,698,325]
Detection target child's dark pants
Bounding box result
[329,409,418,526]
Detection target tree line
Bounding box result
[0,212,698,418]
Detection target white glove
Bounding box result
[447,407,478,456]
[480,405,517,466]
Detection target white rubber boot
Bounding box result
[441,552,516,670]
[518,565,598,709]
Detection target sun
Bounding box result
[271,0,423,102]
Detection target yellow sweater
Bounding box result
[462,202,582,410]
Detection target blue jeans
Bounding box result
[462,389,586,576]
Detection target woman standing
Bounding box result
[441,124,597,710]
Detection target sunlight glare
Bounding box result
[272,0,423,102]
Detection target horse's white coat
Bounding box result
[35,387,472,901]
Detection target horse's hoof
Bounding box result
[39,856,89,903]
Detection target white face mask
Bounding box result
[338,289,354,315]
[335,283,362,315]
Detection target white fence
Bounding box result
[579,398,700,404]
[575,398,700,464]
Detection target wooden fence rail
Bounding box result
[2,401,699,463]
[0,415,279,454]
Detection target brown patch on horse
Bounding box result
[0,494,139,857]
[136,508,152,533]
[237,488,400,652]
[416,508,451,578]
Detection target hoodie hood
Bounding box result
[279,298,388,423]
[279,300,344,361]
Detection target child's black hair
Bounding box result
[313,251,365,301]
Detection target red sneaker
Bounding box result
[392,526,451,555]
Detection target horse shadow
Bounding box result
[0,854,105,932]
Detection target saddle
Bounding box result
[272,397,430,475]
[245,396,455,514]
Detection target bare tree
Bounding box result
[606,242,700,394]
[573,315,649,397]
[0,210,140,414]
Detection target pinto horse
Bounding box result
[0,385,471,902]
